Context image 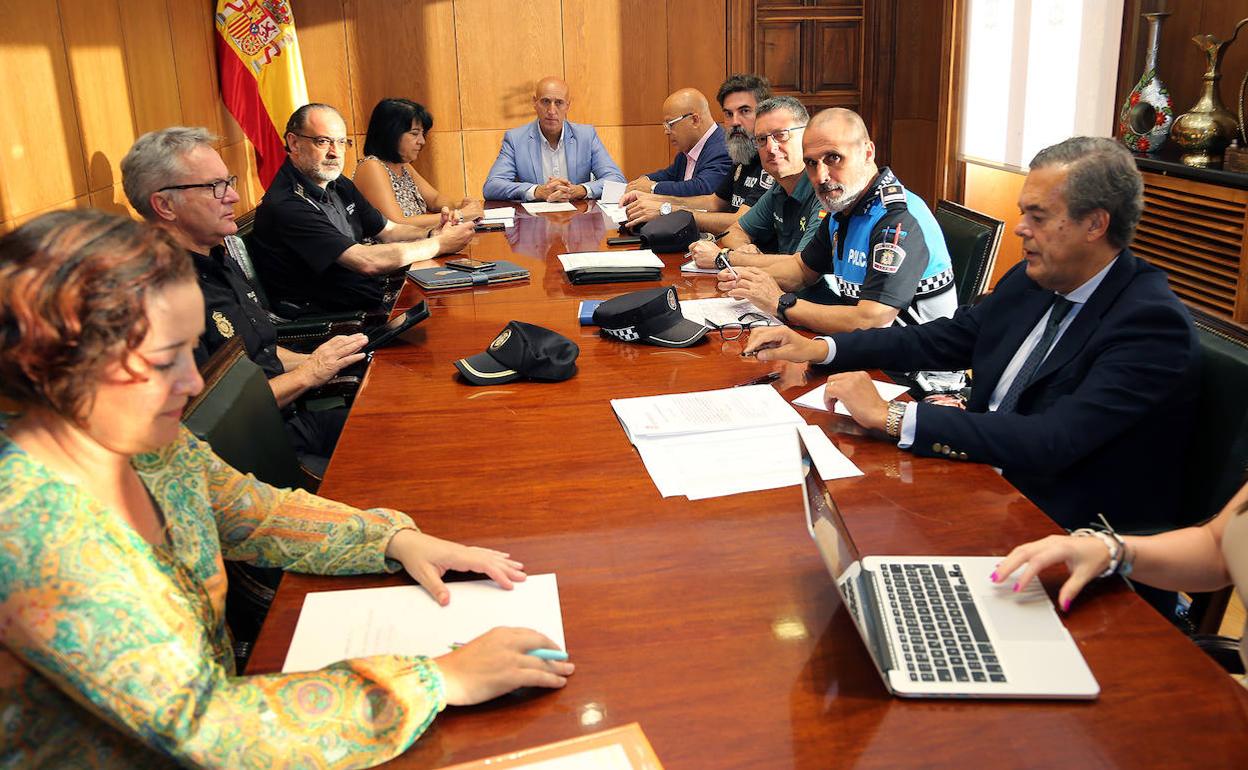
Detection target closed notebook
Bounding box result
[406,260,530,290]
[558,250,664,285]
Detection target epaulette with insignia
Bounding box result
[878,183,907,208]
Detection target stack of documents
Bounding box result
[597,202,628,225]
[522,201,577,214]
[679,296,779,327]
[282,573,565,672]
[557,250,663,284]
[600,180,626,205]
[680,258,719,274]
[481,206,516,226]
[611,385,860,499]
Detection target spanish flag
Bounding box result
[215,1,309,189]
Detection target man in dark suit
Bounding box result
[624,88,733,198]
[482,76,625,201]
[745,137,1199,536]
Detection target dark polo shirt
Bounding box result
[736,173,823,255]
[713,155,774,211]
[191,244,284,379]
[250,158,389,315]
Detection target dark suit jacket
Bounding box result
[646,125,733,197]
[828,250,1199,533]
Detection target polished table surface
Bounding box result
[250,203,1248,768]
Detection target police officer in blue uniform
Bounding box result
[720,108,956,336]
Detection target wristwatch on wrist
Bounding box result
[776,292,798,323]
[659,201,673,216]
[885,400,907,438]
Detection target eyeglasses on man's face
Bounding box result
[753,125,807,149]
[157,175,238,200]
[663,112,694,132]
[291,133,354,150]
[707,311,778,340]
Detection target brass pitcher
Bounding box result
[1172,18,1248,167]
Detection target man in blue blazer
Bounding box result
[744,137,1199,537]
[483,76,624,202]
[625,88,733,198]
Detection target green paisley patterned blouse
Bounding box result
[0,426,446,769]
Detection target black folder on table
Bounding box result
[406,261,530,290]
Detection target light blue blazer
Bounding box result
[482,120,625,200]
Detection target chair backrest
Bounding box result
[182,337,311,491]
[1181,309,1248,633]
[934,200,1004,305]
[222,210,272,311]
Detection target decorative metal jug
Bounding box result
[1172,18,1248,167]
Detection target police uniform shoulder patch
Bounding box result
[212,311,235,339]
[878,183,907,207]
[872,241,906,273]
[759,172,775,189]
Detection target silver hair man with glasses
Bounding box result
[249,103,475,316]
[121,126,366,470]
[620,74,774,231]
[686,95,822,273]
[717,107,955,337]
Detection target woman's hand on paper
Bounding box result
[435,627,574,705]
[386,529,527,606]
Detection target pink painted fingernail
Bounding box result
[1012,583,1020,593]
[990,570,999,582]
[1061,599,1070,612]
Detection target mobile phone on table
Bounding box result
[444,258,496,272]
[474,222,506,232]
[607,235,642,247]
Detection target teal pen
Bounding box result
[528,648,569,661]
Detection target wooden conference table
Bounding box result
[250,202,1248,768]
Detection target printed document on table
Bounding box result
[482,206,516,221]
[634,423,803,499]
[282,573,565,673]
[792,380,910,415]
[612,384,803,441]
[522,201,577,214]
[558,250,663,272]
[600,180,626,204]
[680,297,779,327]
[596,202,628,224]
[680,259,719,274]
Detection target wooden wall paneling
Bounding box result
[593,124,673,180]
[347,0,461,134]
[861,0,894,162]
[454,0,564,131]
[117,0,183,135]
[887,0,952,205]
[666,0,728,106]
[963,161,1024,289]
[727,0,756,74]
[10,195,91,229]
[757,20,802,92]
[0,0,88,221]
[89,184,137,220]
[219,140,264,213]
[299,0,356,135]
[564,0,668,126]
[934,0,965,204]
[166,0,224,138]
[414,131,468,203]
[889,120,937,204]
[57,0,136,194]
[462,129,509,200]
[811,20,860,94]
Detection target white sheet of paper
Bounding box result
[792,380,910,415]
[482,206,516,220]
[596,202,628,224]
[282,574,565,673]
[557,250,663,272]
[511,744,634,770]
[680,259,719,274]
[522,201,577,214]
[612,384,803,441]
[600,180,626,205]
[797,423,863,480]
[680,296,779,327]
[632,424,802,500]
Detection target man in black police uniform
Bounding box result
[249,103,476,316]
[121,126,365,472]
[619,74,774,232]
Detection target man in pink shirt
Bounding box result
[624,88,733,198]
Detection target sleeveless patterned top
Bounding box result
[361,156,428,217]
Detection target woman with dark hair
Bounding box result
[355,97,484,229]
[0,210,572,767]
[995,481,1248,676]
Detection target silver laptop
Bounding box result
[798,431,1099,699]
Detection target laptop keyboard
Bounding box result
[880,563,1006,684]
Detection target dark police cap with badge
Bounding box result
[593,285,708,347]
[454,321,579,385]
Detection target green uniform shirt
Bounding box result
[735,173,825,254]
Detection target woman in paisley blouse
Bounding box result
[355,98,485,230]
[0,210,573,768]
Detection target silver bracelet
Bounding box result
[1071,528,1120,579]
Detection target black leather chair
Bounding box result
[1177,308,1248,666]
[934,200,1004,306]
[182,337,310,667]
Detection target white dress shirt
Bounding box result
[525,125,569,201]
